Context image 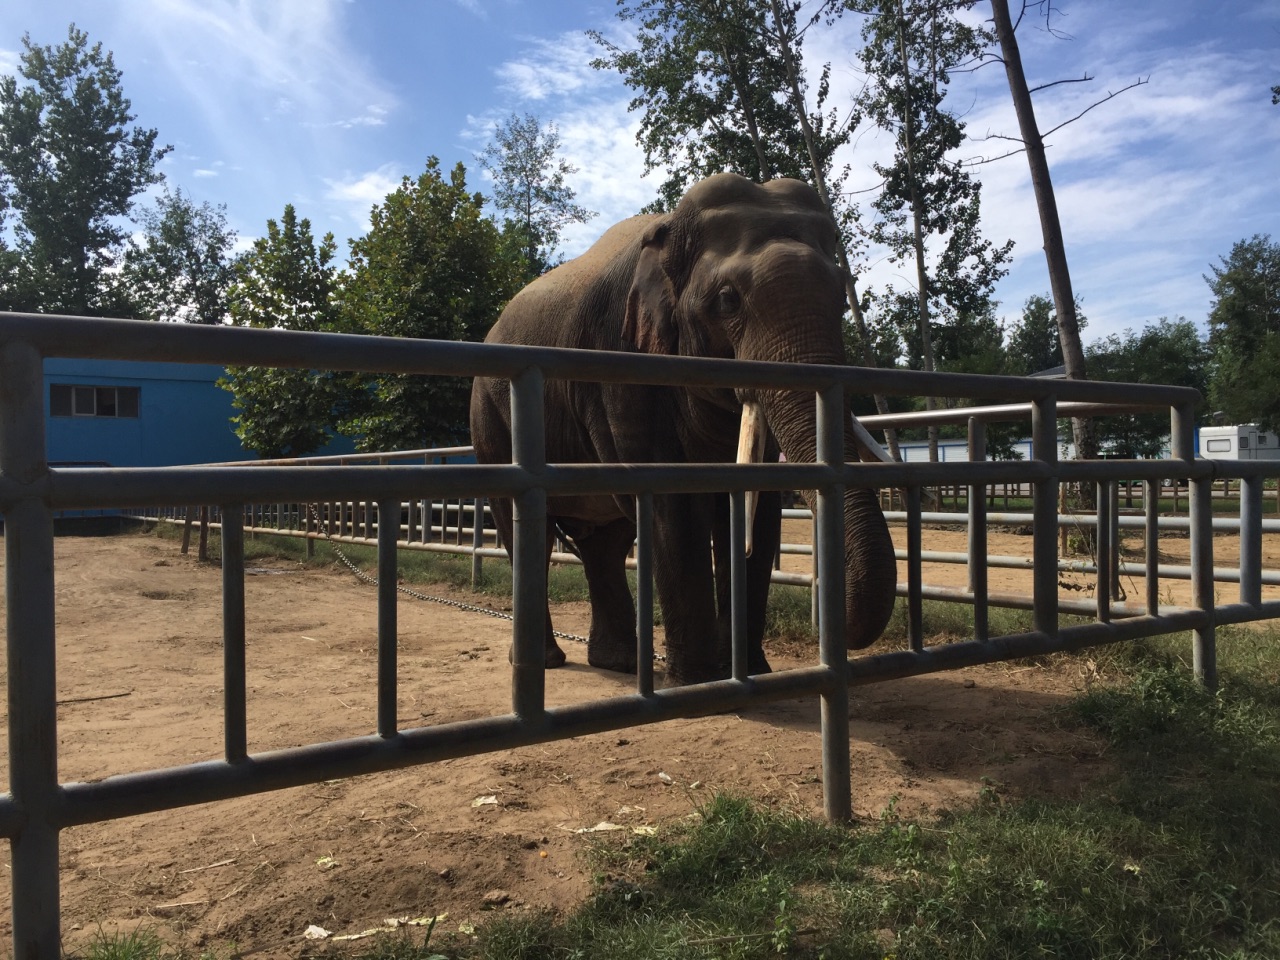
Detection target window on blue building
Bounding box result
[50,384,140,418]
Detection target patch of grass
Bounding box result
[877,597,1038,649]
[451,627,1280,960]
[143,521,517,593]
[764,584,815,644]
[76,926,236,960]
[142,523,812,637]
[81,928,168,960]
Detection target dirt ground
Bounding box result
[0,518,1275,956]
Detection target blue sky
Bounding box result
[2,0,1277,344]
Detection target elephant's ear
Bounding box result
[622,222,679,356]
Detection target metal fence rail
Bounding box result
[134,475,1280,612]
[3,312,1279,955]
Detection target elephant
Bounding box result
[469,173,898,686]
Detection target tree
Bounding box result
[1206,234,1280,432]
[0,24,169,314]
[591,1,910,453]
[0,191,23,310]
[1004,292,1091,376]
[854,0,1013,457]
[590,0,830,208]
[1088,318,1210,459]
[1005,293,1061,375]
[478,113,595,281]
[220,205,342,458]
[340,158,522,452]
[117,187,237,324]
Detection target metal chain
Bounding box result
[305,503,589,644]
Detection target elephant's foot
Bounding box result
[661,658,723,687]
[670,651,774,687]
[587,635,638,674]
[710,650,773,680]
[507,642,569,669]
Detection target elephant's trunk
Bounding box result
[756,389,898,650]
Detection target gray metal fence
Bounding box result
[3,312,1279,955]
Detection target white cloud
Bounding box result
[463,26,660,254]
[120,0,397,143]
[309,105,390,130]
[553,108,657,254]
[963,31,1280,338]
[323,163,405,232]
[496,30,608,101]
[193,168,219,178]
[449,0,488,18]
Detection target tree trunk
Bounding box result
[990,0,1097,466]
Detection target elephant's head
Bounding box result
[621,172,897,651]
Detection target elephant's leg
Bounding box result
[652,491,720,685]
[711,490,781,676]
[573,518,639,673]
[492,496,566,669]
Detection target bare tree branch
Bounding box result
[970,75,1148,156]
[1028,73,1094,95]
[960,145,1030,165]
[1041,77,1148,138]
[972,130,1026,143]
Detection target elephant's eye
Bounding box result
[715,285,741,317]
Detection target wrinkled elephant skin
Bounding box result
[469,173,897,685]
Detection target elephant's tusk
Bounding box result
[736,402,768,558]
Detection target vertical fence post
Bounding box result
[377,499,399,737]
[1175,403,1216,689]
[1,340,62,958]
[816,384,851,822]
[471,497,485,589]
[1095,482,1112,624]
[729,489,749,681]
[221,503,247,763]
[304,499,315,559]
[967,418,989,642]
[1110,481,1122,601]
[636,492,656,697]
[1145,479,1160,615]
[1240,475,1263,607]
[810,511,820,630]
[1032,396,1059,639]
[906,485,923,652]
[510,368,548,723]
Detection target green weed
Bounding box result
[454,628,1280,960]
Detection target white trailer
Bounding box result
[1198,424,1280,461]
